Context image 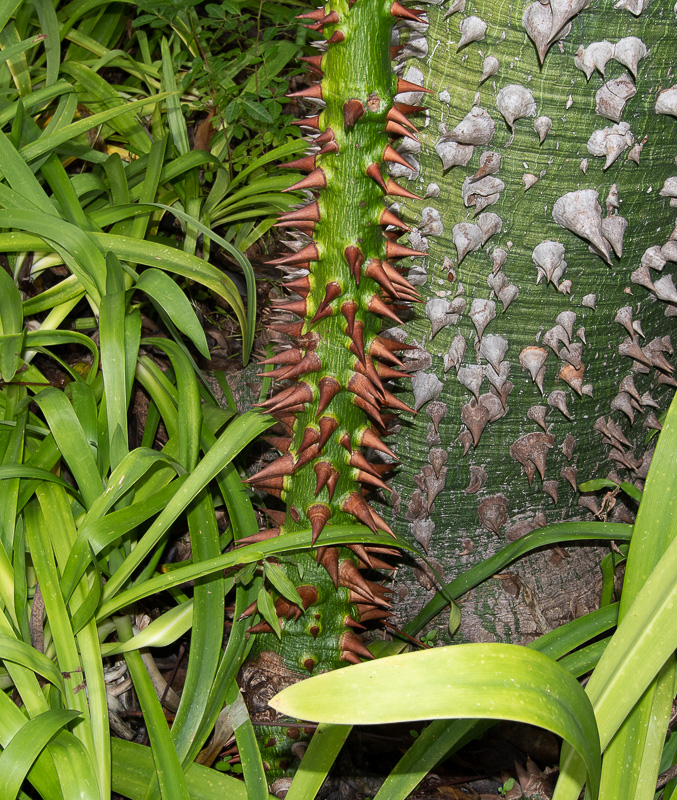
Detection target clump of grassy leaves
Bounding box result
[0,0,314,798]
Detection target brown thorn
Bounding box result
[394,101,426,115]
[368,294,404,324]
[315,281,343,314]
[264,508,287,526]
[282,168,327,194]
[386,107,419,133]
[280,155,317,172]
[339,559,377,599]
[385,120,420,142]
[347,371,381,406]
[361,427,398,459]
[370,337,405,365]
[287,84,323,101]
[385,178,423,200]
[315,127,335,145]
[381,388,416,414]
[317,376,341,415]
[314,460,334,497]
[248,621,275,634]
[268,298,307,318]
[339,432,352,453]
[294,442,322,471]
[379,205,411,230]
[274,220,316,232]
[258,384,297,409]
[396,77,433,94]
[307,504,332,544]
[375,361,409,380]
[267,382,314,413]
[308,9,339,28]
[261,436,292,453]
[353,395,385,427]
[278,201,320,223]
[303,658,316,673]
[355,356,385,395]
[345,544,373,567]
[318,140,339,155]
[385,241,427,260]
[319,547,339,587]
[308,305,333,325]
[326,30,344,43]
[238,600,258,619]
[365,259,398,295]
[341,300,358,336]
[348,320,366,362]
[343,98,365,128]
[290,114,321,130]
[298,426,320,453]
[368,506,397,538]
[299,54,324,74]
[258,349,303,371]
[390,1,427,22]
[267,308,305,327]
[236,528,281,547]
[317,416,339,449]
[283,275,311,296]
[267,241,319,265]
[297,585,319,609]
[355,605,393,623]
[340,632,375,660]
[390,45,405,59]
[344,615,366,630]
[366,162,387,192]
[349,449,381,478]
[344,245,365,283]
[243,454,296,484]
[342,492,379,533]
[357,469,393,492]
[263,353,322,382]
[340,651,362,664]
[296,8,326,20]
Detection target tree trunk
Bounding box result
[385,0,677,642]
[240,0,677,785]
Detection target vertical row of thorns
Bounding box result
[239,0,429,665]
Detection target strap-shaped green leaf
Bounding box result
[0,633,65,693]
[0,709,80,800]
[271,644,601,798]
[136,270,210,358]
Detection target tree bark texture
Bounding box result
[383,0,677,643]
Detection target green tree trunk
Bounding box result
[386,0,677,642]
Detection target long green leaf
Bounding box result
[101,411,272,601]
[271,644,601,799]
[19,93,174,164]
[0,710,81,800]
[111,737,267,800]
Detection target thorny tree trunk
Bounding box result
[385,0,677,642]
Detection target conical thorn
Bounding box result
[343,98,365,128]
[317,376,341,415]
[307,504,332,544]
[385,178,422,200]
[342,492,378,533]
[366,162,387,192]
[282,169,327,194]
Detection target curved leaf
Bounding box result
[271,644,601,799]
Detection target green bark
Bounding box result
[386,0,677,642]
